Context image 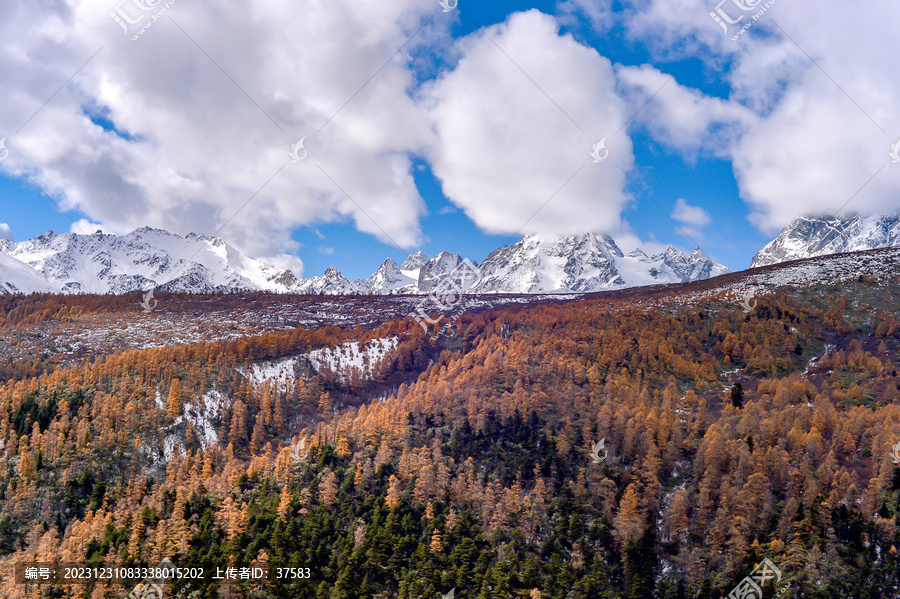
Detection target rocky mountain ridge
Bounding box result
[0,228,730,295]
[751,214,900,267]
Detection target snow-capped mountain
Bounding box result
[297,267,364,295]
[362,259,416,294]
[400,251,428,271]
[751,214,900,268]
[468,233,730,293]
[416,251,468,292]
[0,228,729,296]
[1,228,301,294]
[0,250,59,294]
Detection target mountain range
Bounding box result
[1,213,898,296]
[0,228,299,295]
[0,228,730,296]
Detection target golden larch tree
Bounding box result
[167,379,183,418]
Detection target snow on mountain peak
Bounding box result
[401,250,428,270]
[0,227,730,296]
[1,228,300,294]
[751,213,900,268]
[468,232,727,293]
[364,258,416,295]
[0,252,58,294]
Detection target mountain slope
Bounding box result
[751,214,900,267]
[2,245,898,599]
[0,249,58,294]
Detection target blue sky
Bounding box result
[1,0,897,280]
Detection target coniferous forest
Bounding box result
[0,275,899,599]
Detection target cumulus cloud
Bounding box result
[619,0,900,232]
[0,223,13,241]
[7,0,896,262]
[422,10,634,237]
[70,219,105,235]
[0,0,445,274]
[616,64,755,158]
[672,198,711,227]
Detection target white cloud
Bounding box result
[619,0,900,232]
[672,198,711,227]
[557,0,614,33]
[422,10,634,237]
[10,0,897,259]
[259,253,304,275]
[317,246,334,255]
[0,223,13,241]
[69,219,105,235]
[0,0,443,265]
[616,64,755,158]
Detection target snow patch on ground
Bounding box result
[239,337,400,388]
[244,358,299,392]
[181,389,229,449]
[144,389,230,467]
[161,433,183,462]
[308,337,399,381]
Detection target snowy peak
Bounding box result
[1,228,303,295]
[0,227,729,296]
[751,214,900,268]
[363,258,416,294]
[417,251,466,292]
[401,250,428,271]
[656,246,730,283]
[468,233,729,294]
[298,267,363,295]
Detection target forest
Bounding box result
[0,275,898,598]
